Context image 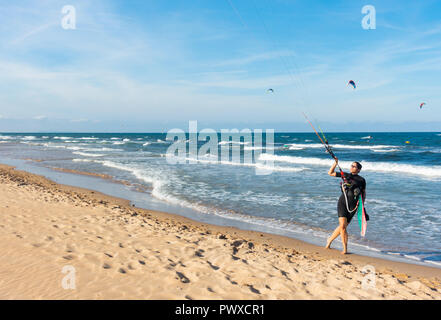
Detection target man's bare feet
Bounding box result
[325,239,332,249]
[341,250,347,255]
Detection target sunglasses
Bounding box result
[351,165,358,169]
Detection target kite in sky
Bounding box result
[348,80,356,89]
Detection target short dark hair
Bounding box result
[354,161,362,170]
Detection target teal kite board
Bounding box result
[357,195,367,237]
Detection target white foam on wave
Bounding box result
[72,151,106,157]
[91,160,170,203]
[95,147,123,152]
[284,143,397,150]
[218,141,251,145]
[68,146,121,152]
[372,148,400,153]
[38,142,123,153]
[54,136,72,140]
[426,260,441,267]
[259,154,441,178]
[243,146,277,151]
[41,142,66,148]
[21,136,37,140]
[288,146,305,150]
[65,146,83,151]
[402,254,423,262]
[92,160,318,238]
[168,156,305,173]
[3,136,19,140]
[89,160,298,215]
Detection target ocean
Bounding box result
[1,132,440,267]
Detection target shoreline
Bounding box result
[1,162,441,299]
[11,158,441,271]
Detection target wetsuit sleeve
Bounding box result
[335,172,341,178]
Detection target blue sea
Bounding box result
[1,132,441,267]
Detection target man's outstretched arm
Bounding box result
[328,158,338,176]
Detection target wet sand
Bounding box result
[1,163,440,299]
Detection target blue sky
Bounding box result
[0,0,440,132]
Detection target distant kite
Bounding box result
[266,88,274,93]
[420,102,426,109]
[348,80,356,89]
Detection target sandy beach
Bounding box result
[0,163,440,300]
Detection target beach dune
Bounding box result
[0,164,440,299]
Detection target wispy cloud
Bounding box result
[212,50,297,67]
[10,22,57,45]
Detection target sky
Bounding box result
[0,0,440,132]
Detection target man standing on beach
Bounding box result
[325,159,366,254]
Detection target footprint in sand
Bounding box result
[225,275,238,285]
[176,271,190,284]
[206,261,219,270]
[247,285,261,295]
[195,249,204,258]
